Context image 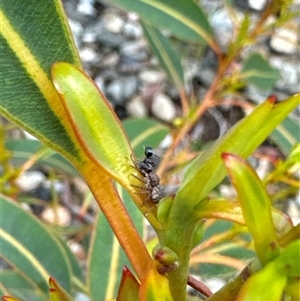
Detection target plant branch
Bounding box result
[80,162,151,282]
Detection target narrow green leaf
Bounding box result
[123,118,169,158]
[241,53,281,90]
[1,271,46,301]
[176,94,299,207]
[54,235,83,282]
[51,62,133,188]
[233,14,251,48]
[223,153,280,264]
[108,0,212,44]
[196,199,293,237]
[0,195,72,295]
[0,0,81,160]
[142,22,184,90]
[5,139,79,176]
[270,116,300,154]
[87,211,134,301]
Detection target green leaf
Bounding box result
[51,62,133,188]
[270,116,300,154]
[116,267,140,301]
[236,240,300,301]
[87,209,139,301]
[54,235,83,283]
[0,195,72,297]
[176,94,299,207]
[223,153,280,264]
[196,200,292,236]
[5,139,79,176]
[241,53,281,90]
[228,14,251,55]
[108,0,212,44]
[0,0,81,161]
[236,260,287,301]
[142,22,184,91]
[123,118,169,158]
[275,240,300,277]
[1,271,46,301]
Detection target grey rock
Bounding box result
[123,21,143,39]
[77,0,97,17]
[63,0,96,24]
[270,57,300,94]
[210,8,234,50]
[246,86,271,104]
[94,75,105,92]
[84,18,126,47]
[106,76,138,105]
[120,40,149,62]
[98,31,126,48]
[100,51,120,68]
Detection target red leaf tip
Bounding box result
[122,266,132,276]
[221,152,233,160]
[267,94,277,104]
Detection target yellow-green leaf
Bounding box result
[223,153,280,264]
[139,263,174,301]
[51,62,133,188]
[236,260,287,301]
[176,94,300,207]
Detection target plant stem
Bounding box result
[81,162,151,282]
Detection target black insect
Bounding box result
[137,146,160,175]
[132,146,165,203]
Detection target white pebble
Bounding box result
[79,47,98,63]
[15,171,45,192]
[151,93,176,122]
[103,13,124,33]
[126,96,148,117]
[270,27,298,54]
[139,69,166,85]
[41,206,71,227]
